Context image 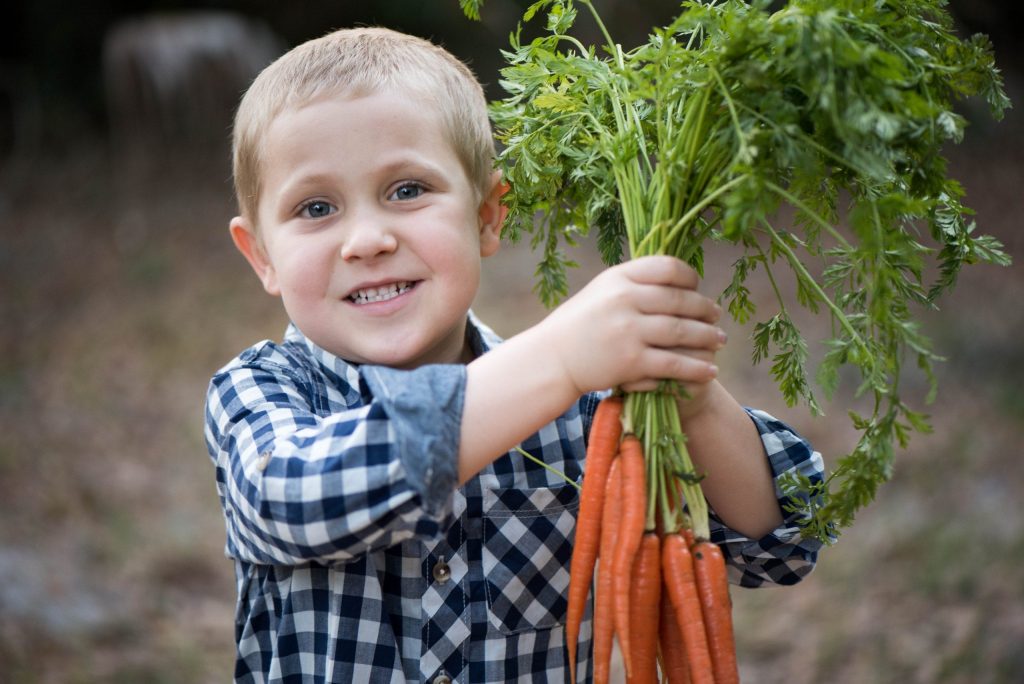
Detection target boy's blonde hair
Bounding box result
[232,27,495,225]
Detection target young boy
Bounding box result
[205,26,825,683]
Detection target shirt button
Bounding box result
[256,451,272,471]
[431,674,452,684]
[432,559,451,584]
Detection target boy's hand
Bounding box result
[540,255,726,407]
[461,255,729,484]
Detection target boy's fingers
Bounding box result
[638,316,726,352]
[637,348,719,385]
[619,378,663,393]
[634,285,721,323]
[620,255,700,290]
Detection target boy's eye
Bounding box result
[300,200,335,218]
[389,183,425,201]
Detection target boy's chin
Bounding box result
[366,337,469,369]
[305,321,469,368]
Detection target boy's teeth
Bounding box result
[349,281,412,304]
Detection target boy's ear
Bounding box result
[229,216,280,296]
[477,170,509,258]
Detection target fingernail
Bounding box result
[717,330,728,347]
[708,364,719,377]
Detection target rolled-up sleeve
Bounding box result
[361,364,463,517]
[710,408,826,587]
[205,351,464,566]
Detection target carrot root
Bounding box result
[659,582,691,684]
[627,532,661,684]
[592,457,622,684]
[693,540,739,684]
[566,396,623,683]
[662,533,714,684]
[612,435,647,678]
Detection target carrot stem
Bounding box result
[514,446,581,490]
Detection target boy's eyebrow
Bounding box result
[271,172,340,208]
[372,155,449,180]
[284,172,337,189]
[285,156,449,191]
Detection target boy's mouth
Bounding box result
[347,281,416,305]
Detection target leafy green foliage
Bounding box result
[458,0,484,21]
[462,0,1011,542]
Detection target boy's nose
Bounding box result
[340,220,399,261]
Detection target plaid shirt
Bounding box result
[205,315,825,683]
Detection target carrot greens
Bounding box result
[462,0,1010,544]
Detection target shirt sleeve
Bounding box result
[204,348,463,566]
[709,408,827,587]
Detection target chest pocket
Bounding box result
[481,483,579,635]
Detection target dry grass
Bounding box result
[1,92,1022,682]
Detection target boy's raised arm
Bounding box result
[461,255,783,539]
[460,256,721,479]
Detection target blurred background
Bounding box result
[1,1,1021,682]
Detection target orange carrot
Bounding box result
[627,532,661,684]
[658,582,691,684]
[662,533,714,684]
[592,457,622,684]
[693,540,739,684]
[566,395,623,683]
[682,525,695,550]
[612,434,647,678]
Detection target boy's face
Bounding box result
[230,91,505,368]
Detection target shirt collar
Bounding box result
[283,310,502,379]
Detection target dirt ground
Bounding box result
[1,80,1023,683]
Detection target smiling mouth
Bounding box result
[347,281,416,304]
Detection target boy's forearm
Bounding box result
[680,381,784,539]
[457,255,733,486]
[459,325,581,485]
[460,330,785,539]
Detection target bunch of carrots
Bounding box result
[458,0,1010,679]
[567,395,737,684]
[458,0,1011,556]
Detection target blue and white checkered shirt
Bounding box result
[205,315,825,683]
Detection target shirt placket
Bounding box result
[420,490,471,683]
